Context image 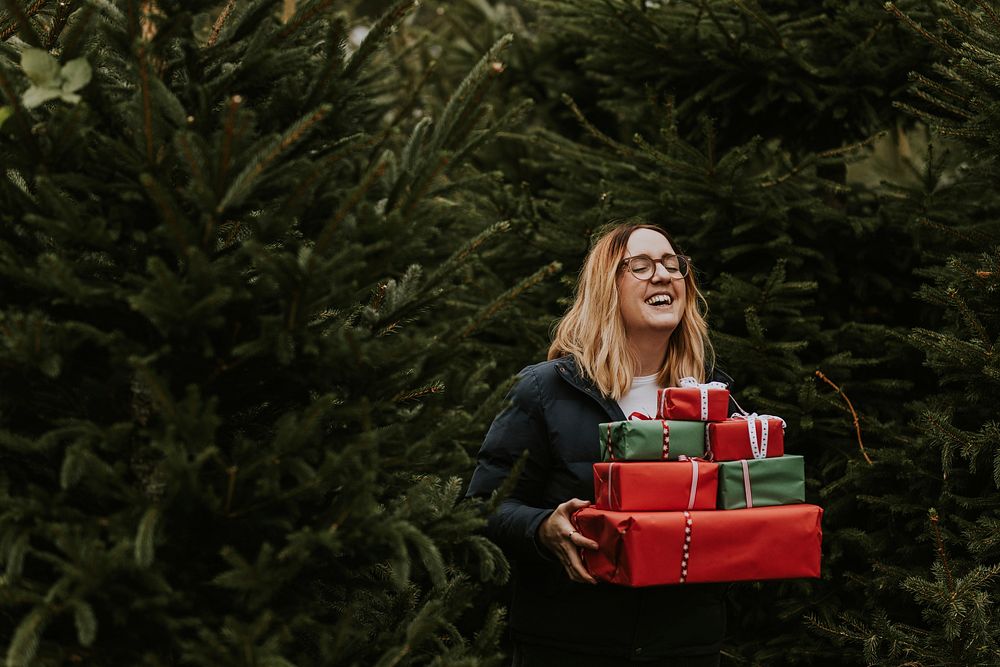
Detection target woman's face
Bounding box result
[616,228,688,341]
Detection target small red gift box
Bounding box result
[573,504,823,587]
[656,378,730,421]
[593,460,718,511]
[707,414,786,461]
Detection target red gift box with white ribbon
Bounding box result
[593,459,718,512]
[707,413,786,461]
[656,377,730,422]
[572,504,823,587]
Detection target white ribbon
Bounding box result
[678,377,728,420]
[729,412,786,460]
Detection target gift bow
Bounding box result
[677,376,728,420]
[729,412,786,459]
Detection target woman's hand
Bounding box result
[537,498,599,584]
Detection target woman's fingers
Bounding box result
[568,531,599,551]
[564,543,597,584]
[537,498,599,583]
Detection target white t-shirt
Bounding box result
[616,373,660,420]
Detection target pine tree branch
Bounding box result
[815,370,873,465]
[44,0,77,49]
[216,94,242,196]
[928,509,956,596]
[339,0,415,78]
[698,0,738,52]
[0,62,40,158]
[224,465,237,515]
[217,104,333,213]
[58,3,93,58]
[729,0,784,49]
[312,157,387,260]
[206,0,236,48]
[562,93,642,161]
[972,0,1000,32]
[136,43,156,164]
[884,2,959,57]
[918,217,993,246]
[140,173,190,251]
[278,0,336,41]
[945,286,990,344]
[460,261,561,339]
[278,133,370,212]
[0,0,45,46]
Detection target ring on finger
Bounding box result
[565,529,577,539]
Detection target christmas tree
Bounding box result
[811,3,1000,664]
[0,1,540,664]
[422,0,998,664]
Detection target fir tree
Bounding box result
[425,0,979,664]
[0,1,539,664]
[812,3,1000,664]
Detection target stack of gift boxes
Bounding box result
[573,379,823,587]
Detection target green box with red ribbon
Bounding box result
[599,419,706,461]
[717,455,805,510]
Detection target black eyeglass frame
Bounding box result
[619,253,692,281]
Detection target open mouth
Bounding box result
[644,294,673,307]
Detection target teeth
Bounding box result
[644,294,673,306]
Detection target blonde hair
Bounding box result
[548,219,714,400]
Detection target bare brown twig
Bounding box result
[815,370,873,465]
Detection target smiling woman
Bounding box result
[467,219,734,666]
[616,228,690,376]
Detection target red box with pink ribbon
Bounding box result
[593,459,718,511]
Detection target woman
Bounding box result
[467,220,733,666]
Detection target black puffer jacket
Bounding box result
[467,355,735,658]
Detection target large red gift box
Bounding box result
[656,380,730,421]
[708,415,786,461]
[593,460,718,511]
[572,504,822,587]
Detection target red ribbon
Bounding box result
[607,415,670,460]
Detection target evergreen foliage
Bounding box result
[0,1,531,664]
[423,0,999,664]
[2,0,999,665]
[811,3,1000,664]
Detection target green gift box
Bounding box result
[599,419,706,461]
[717,455,805,509]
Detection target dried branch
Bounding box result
[815,370,873,465]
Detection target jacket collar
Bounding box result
[552,356,627,422]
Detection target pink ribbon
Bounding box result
[740,459,753,508]
[607,462,615,508]
[677,455,701,510]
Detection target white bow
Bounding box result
[677,376,728,420]
[728,412,785,459]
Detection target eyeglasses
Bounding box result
[620,254,691,281]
